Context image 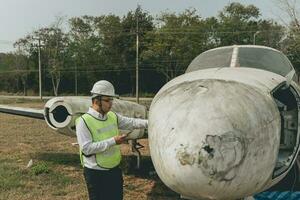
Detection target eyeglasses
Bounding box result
[101,98,114,103]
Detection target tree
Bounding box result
[217,2,261,45]
[14,50,30,95]
[142,9,208,82]
[93,14,124,84]
[275,0,300,75]
[0,53,17,93]
[120,6,154,94]
[215,2,284,47]
[34,20,69,95]
[14,38,36,95]
[68,15,104,93]
[276,0,300,30]
[14,16,69,96]
[2,3,291,95]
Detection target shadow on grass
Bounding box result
[121,155,180,199]
[146,180,181,200]
[36,153,153,172]
[121,155,155,178]
[35,152,180,199]
[35,152,81,168]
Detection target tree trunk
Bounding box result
[51,72,61,96]
[51,75,57,96]
[21,77,27,96]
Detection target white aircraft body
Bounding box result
[149,45,300,199]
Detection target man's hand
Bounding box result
[114,134,127,144]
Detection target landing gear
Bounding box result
[130,139,144,169]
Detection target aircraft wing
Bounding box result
[0,97,147,139]
[0,105,44,120]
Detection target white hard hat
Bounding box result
[90,80,119,98]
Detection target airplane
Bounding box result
[148,45,300,199]
[0,45,299,200]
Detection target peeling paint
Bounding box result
[175,132,249,182]
[198,132,247,181]
[176,146,195,166]
[198,151,205,165]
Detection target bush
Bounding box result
[30,162,50,175]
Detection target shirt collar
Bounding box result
[87,107,107,120]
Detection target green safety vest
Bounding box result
[76,111,121,169]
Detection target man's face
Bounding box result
[99,96,114,113]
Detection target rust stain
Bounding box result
[176,146,195,166]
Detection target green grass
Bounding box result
[0,158,74,199]
[0,159,25,191]
[46,171,73,186]
[30,162,50,175]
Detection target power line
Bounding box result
[14,27,287,42]
[70,23,284,35]
[145,29,285,35]
[0,28,286,49]
[0,66,188,74]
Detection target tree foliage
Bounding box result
[0,2,295,95]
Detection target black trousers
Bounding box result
[83,166,123,200]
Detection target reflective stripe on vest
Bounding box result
[77,111,121,169]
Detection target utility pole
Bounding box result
[38,38,42,100]
[135,7,139,104]
[75,62,78,96]
[72,53,78,96]
[253,31,260,45]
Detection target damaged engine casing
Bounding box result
[44,97,147,140]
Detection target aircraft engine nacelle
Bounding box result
[148,67,300,200]
[44,97,147,139]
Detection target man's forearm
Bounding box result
[81,137,116,155]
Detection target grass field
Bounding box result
[0,99,180,200]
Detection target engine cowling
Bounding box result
[44,97,147,139]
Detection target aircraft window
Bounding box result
[238,48,293,77]
[185,47,233,73]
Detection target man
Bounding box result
[76,80,148,200]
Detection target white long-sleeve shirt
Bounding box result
[76,107,148,170]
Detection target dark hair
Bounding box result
[92,96,101,104]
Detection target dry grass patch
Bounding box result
[0,100,179,200]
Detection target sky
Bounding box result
[0,0,286,53]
